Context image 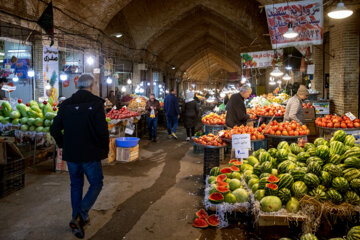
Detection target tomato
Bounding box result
[341,123,347,128]
[282,130,288,136]
[334,122,341,128]
[327,122,334,128]
[294,131,299,136]
[276,130,281,136]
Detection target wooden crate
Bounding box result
[257,213,307,227]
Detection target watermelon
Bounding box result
[347,226,360,240]
[289,143,302,155]
[328,165,343,177]
[268,148,278,157]
[344,135,356,147]
[231,171,241,180]
[232,188,249,203]
[291,181,308,198]
[314,137,328,147]
[230,165,240,172]
[332,130,347,142]
[327,188,343,204]
[209,192,224,203]
[245,174,259,183]
[224,192,237,203]
[278,160,296,174]
[286,197,300,213]
[265,183,278,196]
[320,171,333,187]
[297,152,310,163]
[251,183,259,193]
[304,173,320,189]
[323,163,335,172]
[254,189,265,201]
[287,153,298,162]
[341,149,360,161]
[330,141,345,155]
[216,174,227,183]
[229,179,242,191]
[277,141,289,150]
[315,145,330,160]
[316,185,327,191]
[247,156,259,166]
[278,174,294,189]
[304,143,315,151]
[343,168,360,182]
[300,233,318,240]
[344,191,360,205]
[210,167,220,176]
[350,179,360,193]
[267,174,279,183]
[260,196,282,212]
[248,178,259,189]
[259,173,271,179]
[259,152,271,163]
[220,167,232,177]
[344,157,360,168]
[307,147,316,156]
[195,209,208,219]
[193,218,208,228]
[307,161,322,175]
[290,168,306,181]
[240,163,253,173]
[252,163,261,176]
[278,188,291,203]
[332,177,349,193]
[258,177,268,189]
[329,154,341,164]
[306,156,323,166]
[260,161,272,173]
[253,149,267,159]
[297,162,306,168]
[216,186,230,193]
[309,188,327,202]
[277,149,289,162]
[206,214,220,227]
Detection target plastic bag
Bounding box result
[150,109,155,118]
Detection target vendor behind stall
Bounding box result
[0,78,8,100]
[225,85,252,128]
[284,85,309,124]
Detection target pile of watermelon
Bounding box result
[0,99,57,133]
[192,209,220,228]
[241,129,360,213]
[207,160,250,205]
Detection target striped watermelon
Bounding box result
[253,149,267,159]
[344,157,360,168]
[247,156,259,166]
[245,174,258,183]
[290,143,303,155]
[344,191,360,205]
[328,165,343,177]
[343,168,360,182]
[300,233,318,240]
[315,145,330,160]
[307,161,322,175]
[278,174,294,189]
[268,148,278,157]
[326,188,343,204]
[347,226,360,240]
[291,168,306,181]
[332,177,349,193]
[278,188,291,203]
[248,178,260,189]
[332,130,347,142]
[278,160,296,174]
[277,141,290,150]
[330,141,345,155]
[323,163,335,172]
[309,188,327,202]
[297,152,310,163]
[320,171,333,187]
[265,183,278,196]
[252,163,261,176]
[259,152,271,163]
[277,149,289,162]
[297,162,307,168]
[260,173,271,179]
[350,179,360,193]
[304,173,320,189]
[260,161,272,173]
[316,185,327,191]
[304,142,315,151]
[314,137,328,147]
[341,149,360,161]
[291,181,308,199]
[344,135,356,147]
[344,145,352,152]
[240,163,253,173]
[258,177,268,189]
[306,156,323,166]
[329,154,341,165]
[288,153,298,162]
[307,147,316,156]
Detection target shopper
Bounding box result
[50,73,109,239]
[164,89,180,139]
[115,87,121,108]
[0,78,8,100]
[225,85,252,128]
[284,85,309,124]
[183,92,199,141]
[108,90,116,106]
[146,93,160,142]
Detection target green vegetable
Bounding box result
[28,110,43,119]
[45,112,56,120]
[20,124,28,132]
[34,118,44,127]
[12,119,20,125]
[36,126,44,133]
[29,126,36,132]
[1,101,12,117]
[16,103,29,118]
[27,117,35,125]
[43,127,50,132]
[44,119,52,127]
[21,117,28,124]
[9,111,21,119]
[1,117,10,124]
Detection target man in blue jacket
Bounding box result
[164,89,180,139]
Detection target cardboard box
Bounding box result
[303,108,316,120]
[116,145,139,162]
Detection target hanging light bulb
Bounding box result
[328,1,353,19]
[269,81,276,86]
[13,75,19,82]
[60,72,68,81]
[28,69,35,77]
[106,77,112,84]
[86,56,94,65]
[121,86,126,92]
[241,76,247,84]
[127,78,132,84]
[277,80,282,84]
[283,22,298,39]
[154,82,157,86]
[147,82,150,86]
[139,88,144,93]
[285,65,292,70]
[270,65,284,77]
[171,66,176,70]
[282,73,291,81]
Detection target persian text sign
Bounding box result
[265,0,323,49]
[241,50,283,69]
[43,46,59,101]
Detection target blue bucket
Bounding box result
[116,137,140,148]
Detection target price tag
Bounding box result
[232,134,251,149]
[235,148,249,158]
[125,127,134,135]
[345,112,356,121]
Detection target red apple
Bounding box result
[18,99,22,103]
[43,101,48,105]
[53,107,57,111]
[26,103,30,107]
[52,102,57,106]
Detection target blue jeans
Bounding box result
[147,116,158,139]
[166,115,178,135]
[67,161,103,220]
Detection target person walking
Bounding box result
[50,73,109,239]
[0,78,8,100]
[225,85,252,128]
[183,92,199,141]
[115,87,122,108]
[164,89,180,139]
[284,85,309,124]
[146,93,160,142]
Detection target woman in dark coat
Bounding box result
[183,92,199,141]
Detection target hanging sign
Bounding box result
[241,50,283,69]
[232,134,250,159]
[43,46,59,101]
[265,0,323,49]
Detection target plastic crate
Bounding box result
[203,148,224,180]
[0,158,25,180]
[251,139,268,151]
[193,142,204,154]
[0,172,25,198]
[204,125,225,135]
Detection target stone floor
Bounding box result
[0,129,252,240]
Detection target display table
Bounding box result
[195,143,227,180]
[224,138,267,152]
[203,124,226,135]
[317,126,360,141]
[265,134,306,148]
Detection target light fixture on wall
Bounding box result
[28,69,35,77]
[127,78,132,84]
[328,1,353,19]
[106,77,113,84]
[283,22,298,39]
[60,72,68,81]
[282,73,291,81]
[13,75,19,82]
[86,56,94,65]
[270,65,284,77]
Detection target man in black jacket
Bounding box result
[50,73,109,239]
[225,85,252,128]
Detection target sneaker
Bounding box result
[186,137,190,141]
[69,215,85,239]
[168,135,172,139]
[172,132,178,139]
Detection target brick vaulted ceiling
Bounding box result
[1,0,290,81]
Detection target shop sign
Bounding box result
[43,46,59,101]
[232,134,250,159]
[241,50,283,69]
[312,101,329,115]
[265,0,323,49]
[2,59,30,79]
